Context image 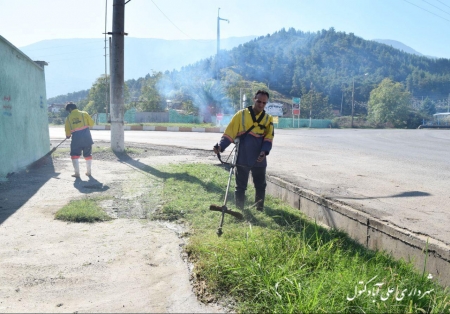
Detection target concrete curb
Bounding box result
[265,174,450,286]
[92,125,227,133]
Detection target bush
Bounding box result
[331,116,378,128]
[53,117,64,125]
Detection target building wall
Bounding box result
[0,35,50,179]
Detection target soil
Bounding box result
[0,141,225,313]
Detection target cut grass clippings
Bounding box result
[55,198,112,223]
[151,163,450,313]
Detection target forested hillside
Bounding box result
[176,27,450,111]
[54,28,450,127]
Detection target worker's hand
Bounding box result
[66,135,71,139]
[257,151,266,163]
[213,144,221,155]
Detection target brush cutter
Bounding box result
[210,138,244,237]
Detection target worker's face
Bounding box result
[252,94,269,115]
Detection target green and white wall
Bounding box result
[0,35,50,180]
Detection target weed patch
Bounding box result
[55,198,112,223]
[154,163,450,313]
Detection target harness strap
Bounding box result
[242,106,266,137]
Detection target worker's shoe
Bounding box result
[235,191,245,210]
[85,159,92,176]
[71,159,80,178]
[255,192,265,212]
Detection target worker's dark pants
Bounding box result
[235,165,266,211]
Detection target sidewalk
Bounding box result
[0,141,223,313]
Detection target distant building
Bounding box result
[265,102,284,116]
[48,103,65,113]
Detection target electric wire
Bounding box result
[402,0,450,22]
[150,0,193,39]
[421,0,450,16]
[435,0,450,10]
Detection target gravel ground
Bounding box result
[0,141,225,313]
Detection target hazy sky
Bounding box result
[1,0,450,58]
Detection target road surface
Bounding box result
[50,127,450,247]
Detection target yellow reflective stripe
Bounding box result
[70,126,90,133]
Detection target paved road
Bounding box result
[50,127,450,247]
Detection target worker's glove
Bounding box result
[213,144,221,155]
[256,151,266,163]
[66,136,71,139]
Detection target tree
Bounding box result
[420,97,436,116]
[138,71,166,112]
[300,89,332,119]
[83,75,110,115]
[83,75,130,115]
[368,78,411,127]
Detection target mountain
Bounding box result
[372,39,424,56]
[372,39,438,59]
[163,28,450,114]
[20,36,256,98]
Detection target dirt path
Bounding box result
[0,142,223,313]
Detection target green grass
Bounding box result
[151,163,450,313]
[55,198,112,223]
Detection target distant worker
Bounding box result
[213,90,274,212]
[64,102,95,178]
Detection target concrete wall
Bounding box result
[262,175,450,287]
[0,35,50,179]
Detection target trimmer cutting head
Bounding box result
[209,205,244,220]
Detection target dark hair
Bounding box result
[65,102,77,112]
[254,90,270,99]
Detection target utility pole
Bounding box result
[109,0,126,152]
[309,82,313,128]
[109,36,112,123]
[216,8,229,79]
[104,0,109,121]
[351,73,369,128]
[448,93,449,112]
[351,77,355,128]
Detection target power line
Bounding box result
[421,0,450,16]
[435,0,450,10]
[150,0,193,39]
[402,0,450,22]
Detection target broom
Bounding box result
[27,138,67,170]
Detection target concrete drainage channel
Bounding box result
[264,175,450,287]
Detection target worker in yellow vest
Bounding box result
[213,90,274,212]
[64,102,95,178]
